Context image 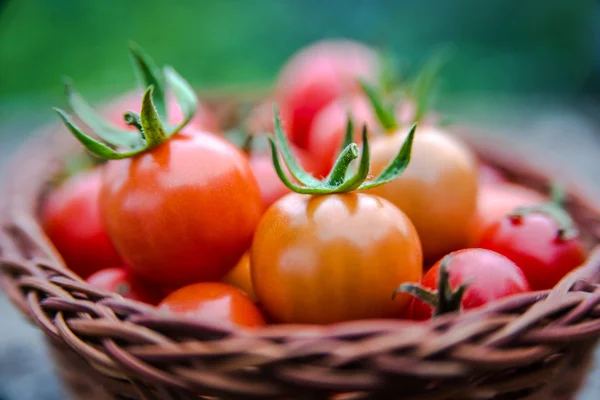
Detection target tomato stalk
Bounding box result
[393,255,469,317]
[507,185,578,241]
[269,106,416,194]
[54,44,198,160]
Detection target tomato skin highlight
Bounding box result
[100,131,263,288]
[42,170,123,278]
[367,128,479,263]
[307,95,378,177]
[276,40,380,148]
[478,214,586,290]
[86,267,162,305]
[223,253,256,301]
[158,282,266,329]
[251,193,422,324]
[409,248,530,320]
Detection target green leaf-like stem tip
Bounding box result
[164,66,198,133]
[268,108,416,195]
[128,41,166,120]
[139,85,168,147]
[359,79,397,131]
[411,46,452,123]
[341,113,354,151]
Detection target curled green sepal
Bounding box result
[508,184,579,241]
[165,66,198,133]
[268,109,416,195]
[393,255,469,318]
[63,79,141,148]
[129,42,166,120]
[54,86,167,160]
[359,79,398,131]
[409,46,452,123]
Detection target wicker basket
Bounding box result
[1,105,600,400]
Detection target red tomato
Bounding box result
[477,183,547,235]
[248,137,321,209]
[276,40,380,148]
[100,131,263,287]
[307,95,379,176]
[103,91,220,133]
[42,170,122,278]
[86,267,162,305]
[252,193,422,324]
[409,249,530,320]
[478,213,586,290]
[158,282,266,329]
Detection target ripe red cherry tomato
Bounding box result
[158,282,266,329]
[42,170,122,278]
[101,131,263,287]
[248,137,321,209]
[478,212,587,290]
[275,40,380,148]
[477,183,547,236]
[307,95,378,176]
[408,248,530,320]
[86,267,162,305]
[103,91,220,133]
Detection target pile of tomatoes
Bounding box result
[44,40,588,329]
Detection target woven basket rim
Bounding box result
[2,110,600,398]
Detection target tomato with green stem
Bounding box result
[42,169,122,278]
[158,282,266,329]
[361,81,479,264]
[54,45,262,287]
[396,248,530,320]
[479,187,587,290]
[86,267,162,305]
[251,109,422,324]
[275,39,381,148]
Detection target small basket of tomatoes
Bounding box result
[1,41,600,400]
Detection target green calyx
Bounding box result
[508,184,579,241]
[393,255,469,318]
[53,43,198,160]
[268,105,416,195]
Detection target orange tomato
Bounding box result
[158,282,266,329]
[100,131,263,287]
[251,193,422,324]
[223,253,256,301]
[367,127,479,263]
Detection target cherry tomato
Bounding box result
[248,137,321,209]
[86,267,162,305]
[42,170,122,278]
[367,127,479,263]
[307,95,379,176]
[275,40,380,148]
[477,183,547,235]
[103,91,220,133]
[158,282,266,329]
[479,212,586,290]
[100,131,263,287]
[222,253,256,301]
[409,249,530,320]
[251,193,422,324]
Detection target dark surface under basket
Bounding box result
[2,101,600,399]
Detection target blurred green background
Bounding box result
[1,0,598,133]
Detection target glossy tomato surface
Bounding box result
[409,248,530,320]
[307,95,378,176]
[100,131,263,287]
[103,91,220,133]
[476,183,547,236]
[42,169,122,278]
[367,127,479,263]
[479,213,586,290]
[223,253,256,301]
[158,282,266,329]
[86,267,162,305]
[251,193,422,324]
[276,40,380,148]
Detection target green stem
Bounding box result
[123,111,144,133]
[326,144,359,186]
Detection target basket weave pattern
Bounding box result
[1,124,600,399]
